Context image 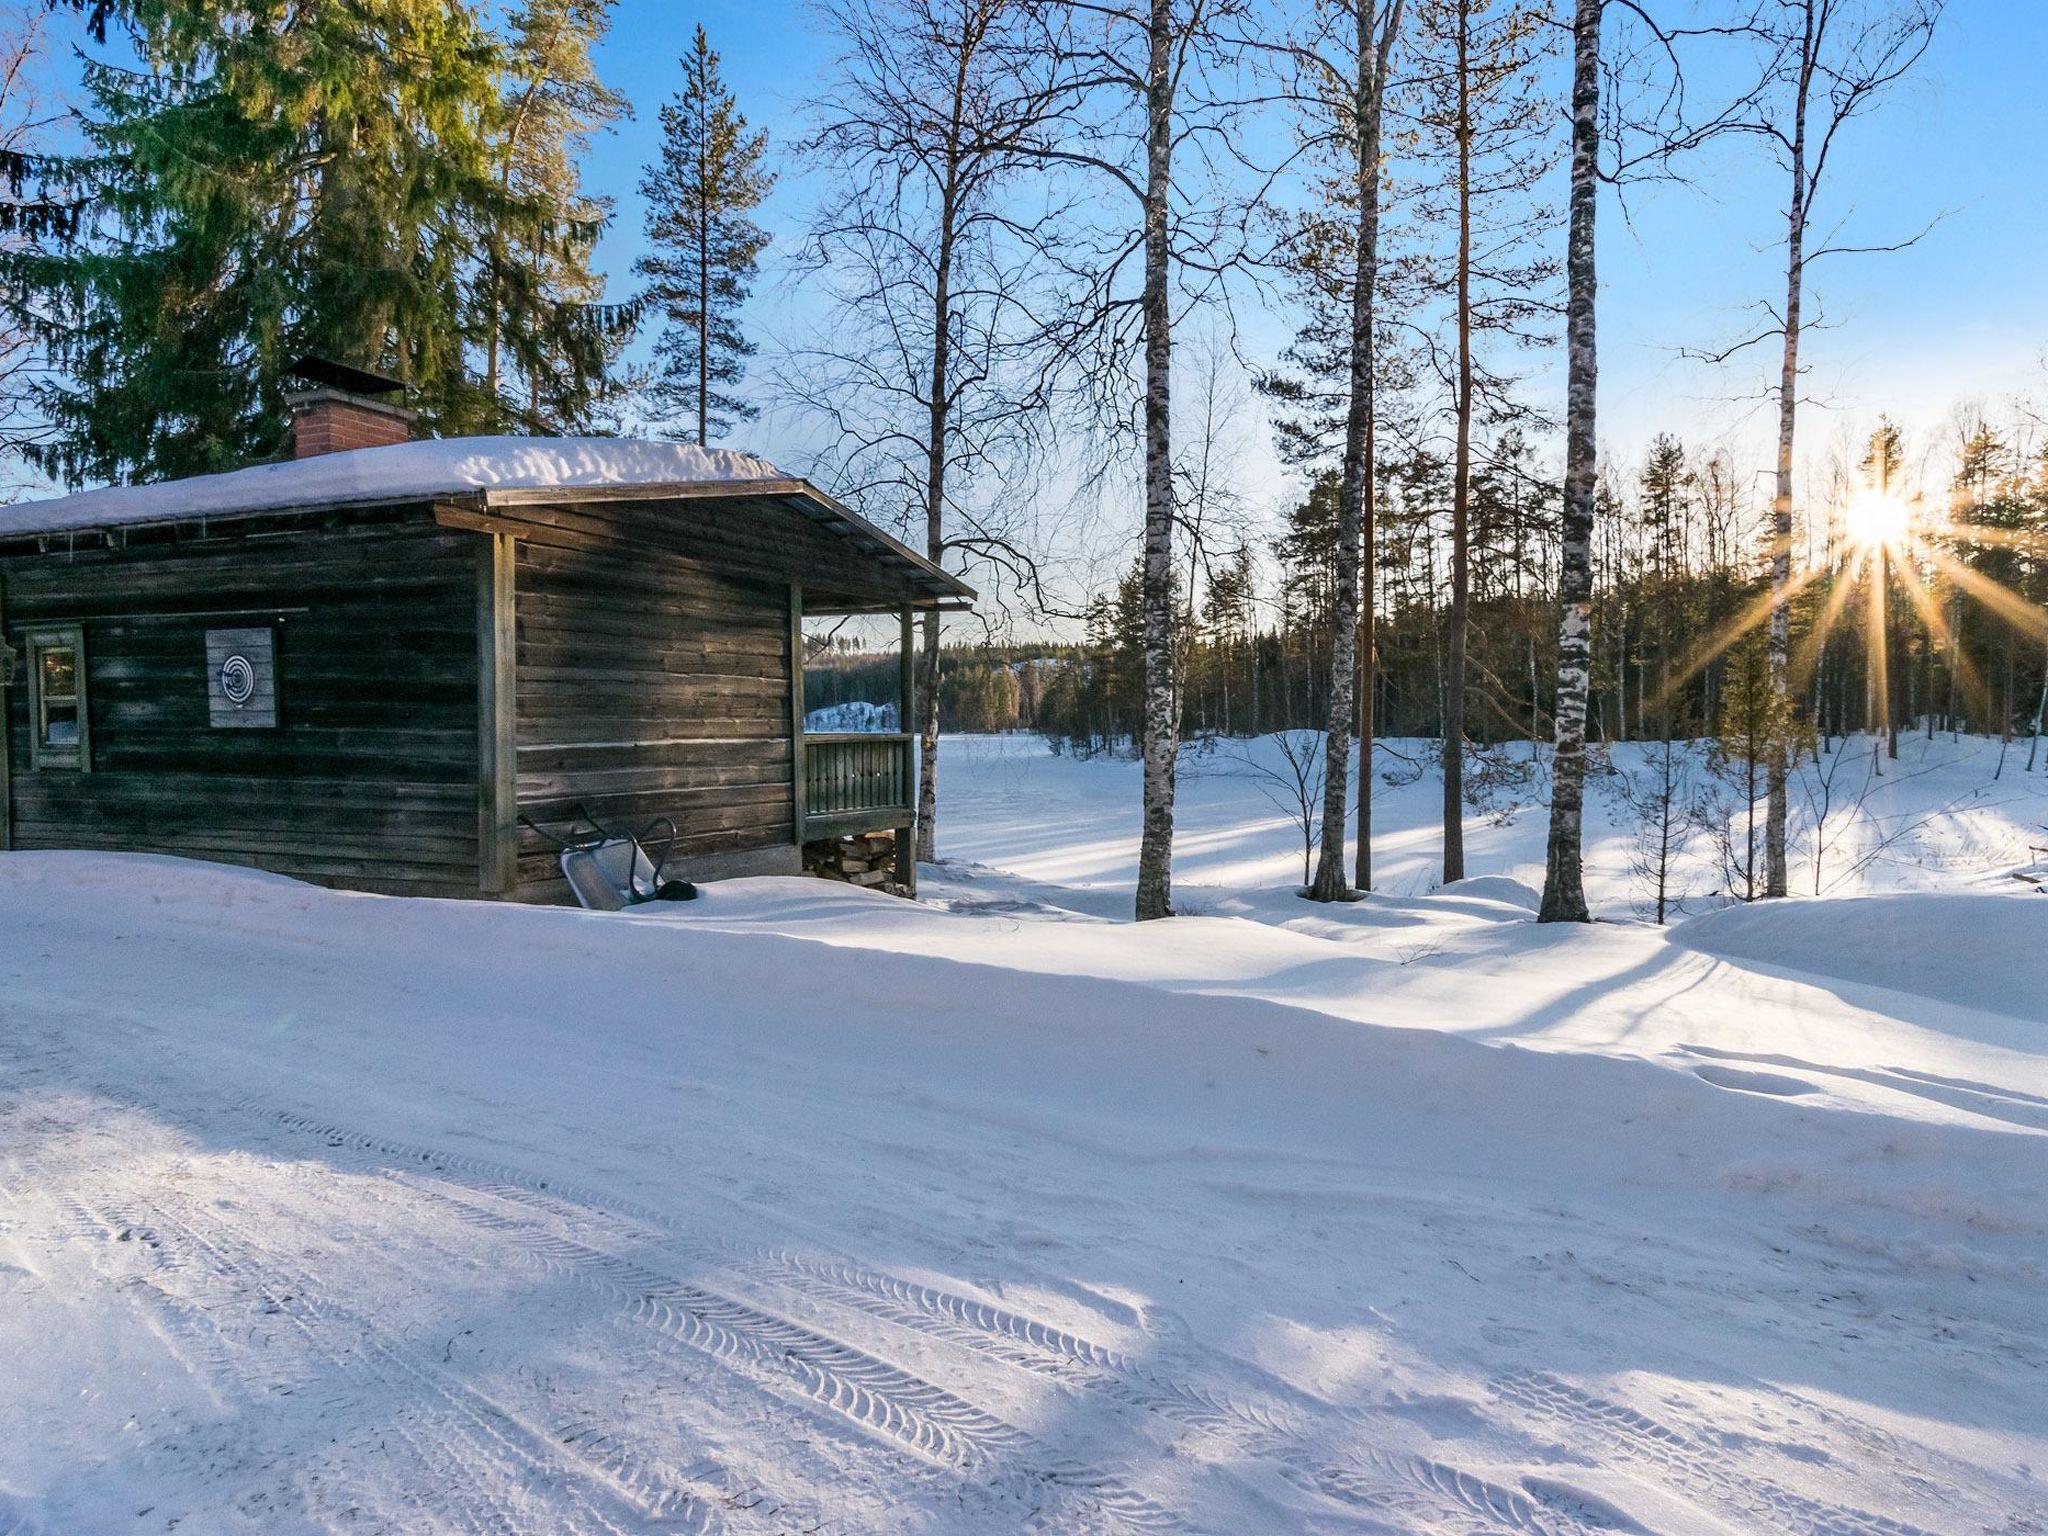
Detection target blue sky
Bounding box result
[581,1,2048,510]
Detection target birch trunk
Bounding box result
[1134,0,1179,921]
[1314,0,1402,903]
[1536,0,1600,924]
[1442,0,1473,886]
[1765,3,1814,900]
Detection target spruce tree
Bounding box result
[636,26,773,446]
[2,3,70,475]
[11,0,604,486]
[484,0,631,433]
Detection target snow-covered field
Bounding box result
[2,733,2044,1534]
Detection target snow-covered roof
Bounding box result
[0,436,789,537]
[0,435,977,604]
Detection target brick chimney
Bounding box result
[284,356,415,458]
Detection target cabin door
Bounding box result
[0,574,12,849]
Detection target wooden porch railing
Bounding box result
[802,732,913,839]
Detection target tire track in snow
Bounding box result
[1285,1453,1596,1534]
[434,1190,1184,1535]
[85,1184,577,1536]
[553,1427,756,1536]
[0,1144,272,1423]
[54,1072,950,1536]
[7,1089,696,1536]
[30,1179,505,1536]
[230,1093,1609,1535]
[1490,1372,1943,1536]
[88,1083,1165,1534]
[737,1250,1600,1535]
[222,1096,1188,1531]
[211,1086,1980,1536]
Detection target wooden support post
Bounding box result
[789,583,807,849]
[477,532,517,895]
[895,604,916,894]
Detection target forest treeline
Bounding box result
[823,419,2048,765]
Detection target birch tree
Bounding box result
[795,0,1062,863]
[1025,0,1254,920]
[1411,0,1552,885]
[1536,0,1603,922]
[1301,2,1405,901]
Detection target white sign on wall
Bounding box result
[205,626,277,729]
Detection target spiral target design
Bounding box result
[218,653,256,706]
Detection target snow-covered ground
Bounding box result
[2,733,2044,1534]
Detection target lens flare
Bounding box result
[1844,488,1912,551]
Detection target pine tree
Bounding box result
[636,26,773,446]
[1411,0,1555,886]
[1202,545,1256,733]
[1260,0,1407,898]
[1278,471,1344,627]
[1859,415,1910,758]
[11,0,595,485]
[1639,434,1686,576]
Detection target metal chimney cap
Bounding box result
[285,354,406,398]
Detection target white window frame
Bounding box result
[26,624,89,771]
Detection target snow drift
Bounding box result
[1678,889,2047,1024]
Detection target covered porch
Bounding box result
[790,594,941,894]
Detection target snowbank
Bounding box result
[1678,889,2048,1023]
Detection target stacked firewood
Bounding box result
[803,831,904,892]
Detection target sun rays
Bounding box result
[1647,476,2045,727]
[1843,488,1914,554]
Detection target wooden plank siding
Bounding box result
[443,491,934,613]
[508,519,800,903]
[0,513,482,896]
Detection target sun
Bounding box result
[1844,487,1913,552]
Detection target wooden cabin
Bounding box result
[0,370,972,902]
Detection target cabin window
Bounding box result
[27,625,89,771]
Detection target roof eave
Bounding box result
[0,476,980,608]
[479,477,977,605]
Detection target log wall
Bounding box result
[509,517,800,903]
[0,514,481,895]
